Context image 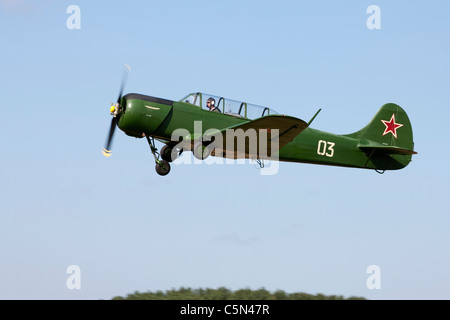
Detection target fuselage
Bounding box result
[117,93,411,171]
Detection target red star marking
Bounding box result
[381,114,404,139]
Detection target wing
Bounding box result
[204,115,308,159]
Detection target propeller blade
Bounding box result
[103,63,131,158]
[117,63,131,103]
[102,117,118,157]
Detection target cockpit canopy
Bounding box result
[180,92,279,120]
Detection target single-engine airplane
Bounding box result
[103,66,417,176]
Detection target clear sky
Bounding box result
[0,0,449,300]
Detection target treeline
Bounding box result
[112,287,365,300]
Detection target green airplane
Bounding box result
[103,67,417,176]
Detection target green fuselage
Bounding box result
[117,94,412,171]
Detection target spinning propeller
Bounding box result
[102,64,131,157]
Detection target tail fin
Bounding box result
[347,103,417,170]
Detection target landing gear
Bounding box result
[145,135,171,176]
[155,159,171,176]
[160,144,181,162]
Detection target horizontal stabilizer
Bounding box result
[359,144,417,155]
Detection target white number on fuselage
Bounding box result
[317,140,335,157]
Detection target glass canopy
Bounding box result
[180,92,279,120]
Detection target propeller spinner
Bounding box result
[102,64,131,157]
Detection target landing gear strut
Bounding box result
[145,135,171,176]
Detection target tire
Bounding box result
[161,145,178,162]
[155,160,171,176]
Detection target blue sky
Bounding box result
[0,0,449,299]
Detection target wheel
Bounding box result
[155,160,171,176]
[160,145,178,162]
[193,141,212,160]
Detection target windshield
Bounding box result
[180,92,278,120]
[181,92,201,107]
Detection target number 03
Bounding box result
[317,140,335,157]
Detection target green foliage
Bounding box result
[112,287,366,300]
